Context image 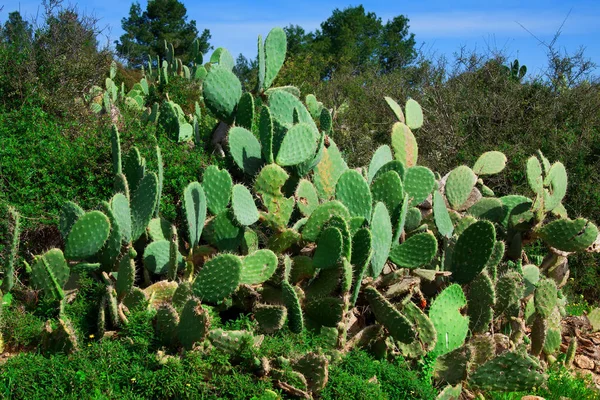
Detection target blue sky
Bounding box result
[3,0,600,76]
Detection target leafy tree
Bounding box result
[116,0,211,67]
[1,11,33,50]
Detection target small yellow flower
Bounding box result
[186,384,191,387]
[89,334,95,338]
[87,344,91,347]
[131,378,136,382]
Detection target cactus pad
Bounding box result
[240,249,277,285]
[543,162,567,211]
[254,304,287,333]
[193,254,242,303]
[469,352,546,392]
[365,286,416,343]
[282,281,304,333]
[313,140,348,200]
[203,165,233,215]
[450,220,496,284]
[295,179,319,217]
[537,218,598,252]
[229,127,263,175]
[204,210,244,252]
[231,184,259,226]
[203,65,242,124]
[534,278,557,319]
[467,272,495,333]
[293,352,329,393]
[472,151,507,175]
[391,122,418,167]
[302,201,350,242]
[404,166,435,206]
[264,27,287,89]
[433,190,454,238]
[305,297,345,327]
[143,240,184,275]
[30,249,69,300]
[276,123,318,166]
[445,166,477,210]
[313,227,343,270]
[184,182,207,248]
[371,171,403,219]
[111,193,132,243]
[64,211,111,260]
[335,169,372,220]
[369,202,393,277]
[130,172,158,242]
[59,201,84,239]
[368,145,393,184]
[178,297,210,350]
[405,99,423,130]
[384,97,405,122]
[389,232,437,269]
[429,284,469,357]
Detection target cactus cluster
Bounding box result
[4,27,600,398]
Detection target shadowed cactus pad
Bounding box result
[368,145,393,184]
[313,227,343,270]
[178,297,210,350]
[203,166,233,215]
[365,286,415,343]
[229,127,263,175]
[537,218,598,252]
[254,304,287,333]
[64,211,111,260]
[469,351,546,392]
[450,220,496,284]
[143,240,184,275]
[193,254,242,303]
[59,201,84,239]
[30,249,69,300]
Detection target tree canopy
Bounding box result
[115,0,211,67]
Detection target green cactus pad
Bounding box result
[433,190,454,238]
[124,147,145,193]
[204,210,244,252]
[259,106,274,163]
[267,228,301,253]
[351,227,373,305]
[370,202,393,277]
[367,145,393,184]
[268,88,314,127]
[523,264,540,296]
[203,65,242,124]
[210,47,235,70]
[495,271,524,316]
[193,253,242,303]
[405,99,423,130]
[282,281,304,333]
[235,92,254,130]
[436,384,462,400]
[404,208,422,232]
[143,240,184,275]
[433,347,471,385]
[122,287,149,312]
[98,201,121,270]
[295,179,319,217]
[264,27,287,89]
[371,160,406,183]
[527,156,544,194]
[203,165,233,215]
[320,108,332,132]
[384,97,405,122]
[404,166,435,206]
[302,201,350,242]
[588,308,600,332]
[231,184,259,226]
[445,166,477,210]
[130,172,158,242]
[364,286,416,344]
[116,256,136,300]
[371,171,404,219]
[240,228,259,255]
[114,173,129,199]
[306,268,341,299]
[389,232,437,269]
[313,227,343,270]
[537,218,598,252]
[254,164,295,229]
[209,329,257,354]
[229,126,263,175]
[467,272,496,333]
[534,278,557,319]
[324,215,352,260]
[450,220,496,284]
[499,195,533,228]
[305,297,345,327]
[469,352,546,392]
[184,182,207,248]
[391,122,418,167]
[397,301,437,358]
[276,123,319,166]
[429,284,469,357]
[178,297,210,350]
[314,140,348,200]
[335,169,372,221]
[240,249,277,285]
[467,198,505,223]
[254,304,287,334]
[64,211,111,260]
[543,162,567,211]
[147,217,171,242]
[30,248,69,300]
[59,201,84,239]
[472,151,507,175]
[485,241,503,281]
[110,193,131,244]
[172,281,194,308]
